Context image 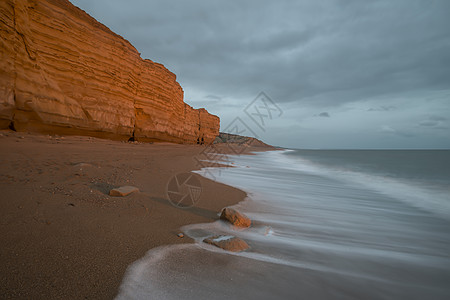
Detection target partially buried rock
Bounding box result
[74,163,93,168]
[109,186,139,197]
[220,207,251,228]
[203,235,249,252]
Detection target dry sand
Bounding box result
[0,130,267,299]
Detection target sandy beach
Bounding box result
[0,130,258,299]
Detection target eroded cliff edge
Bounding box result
[0,0,219,143]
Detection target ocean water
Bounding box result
[116,150,450,300]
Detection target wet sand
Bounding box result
[0,130,265,299]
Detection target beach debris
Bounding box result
[220,207,251,228]
[177,233,184,238]
[203,235,250,252]
[109,186,139,197]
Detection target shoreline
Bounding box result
[118,149,450,300]
[0,130,271,299]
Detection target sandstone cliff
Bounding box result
[0,0,219,143]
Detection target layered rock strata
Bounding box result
[0,0,219,143]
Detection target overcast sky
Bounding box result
[71,0,450,149]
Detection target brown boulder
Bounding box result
[109,186,139,197]
[220,207,251,228]
[203,235,250,252]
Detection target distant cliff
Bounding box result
[0,0,219,143]
[214,132,274,148]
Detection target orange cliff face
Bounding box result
[0,0,219,144]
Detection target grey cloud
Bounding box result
[418,115,449,129]
[429,115,447,121]
[419,121,438,127]
[379,126,414,138]
[318,112,330,118]
[203,95,222,101]
[71,0,450,106]
[368,106,396,112]
[380,125,396,134]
